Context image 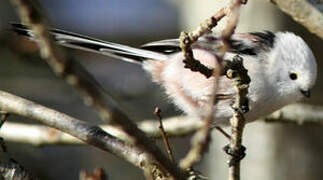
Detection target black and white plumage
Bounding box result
[11,23,317,125]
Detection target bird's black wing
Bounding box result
[142,31,276,56]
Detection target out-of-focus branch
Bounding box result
[2,103,323,146]
[179,61,221,169]
[271,0,323,39]
[179,6,226,78]
[0,116,202,146]
[0,90,153,169]
[179,0,248,170]
[179,6,226,170]
[1,122,83,145]
[10,0,186,179]
[221,0,242,55]
[265,103,323,125]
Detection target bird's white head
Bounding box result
[268,32,317,101]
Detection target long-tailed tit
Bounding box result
[12,23,317,125]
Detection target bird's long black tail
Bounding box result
[11,23,168,64]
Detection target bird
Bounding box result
[11,23,317,125]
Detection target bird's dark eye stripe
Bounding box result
[289,73,298,80]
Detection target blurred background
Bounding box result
[0,0,322,179]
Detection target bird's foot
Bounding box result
[223,144,246,167]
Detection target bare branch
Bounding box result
[154,107,175,163]
[265,103,323,125]
[0,90,154,169]
[272,0,323,39]
[226,55,250,180]
[2,102,322,147]
[0,117,202,146]
[9,0,186,178]
[179,6,227,78]
[215,126,231,140]
[1,122,83,146]
[179,0,248,170]
[218,1,250,180]
[179,63,221,169]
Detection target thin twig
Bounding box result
[0,90,153,169]
[179,63,221,169]
[216,1,249,180]
[179,0,249,170]
[215,126,231,140]
[179,5,229,170]
[179,6,227,78]
[154,107,175,162]
[9,0,186,178]
[226,55,250,180]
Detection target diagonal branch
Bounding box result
[271,0,323,39]
[0,90,152,169]
[9,0,186,178]
[179,7,226,170]
[179,0,248,171]
[179,7,226,78]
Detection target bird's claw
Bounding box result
[230,99,249,113]
[223,144,246,167]
[238,100,249,113]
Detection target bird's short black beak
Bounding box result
[300,89,311,98]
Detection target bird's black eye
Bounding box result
[289,73,298,80]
